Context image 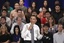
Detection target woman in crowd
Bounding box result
[43,0,51,12]
[11,25,21,43]
[31,2,37,13]
[0,25,11,43]
[39,0,51,12]
[26,7,32,23]
[48,16,58,33]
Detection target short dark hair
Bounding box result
[1,16,6,21]
[45,11,51,14]
[43,23,49,27]
[17,9,22,12]
[1,9,7,13]
[55,4,60,7]
[58,23,63,28]
[30,15,37,20]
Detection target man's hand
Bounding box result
[28,24,33,30]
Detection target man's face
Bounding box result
[58,24,63,32]
[30,16,37,24]
[14,3,20,10]
[43,26,49,32]
[2,11,7,17]
[17,17,22,24]
[45,12,50,18]
[18,10,22,16]
[55,6,60,11]
[1,18,6,24]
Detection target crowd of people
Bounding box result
[0,0,64,43]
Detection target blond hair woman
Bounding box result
[0,25,11,43]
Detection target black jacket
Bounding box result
[41,32,53,43]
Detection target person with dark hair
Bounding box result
[39,0,51,12]
[45,11,51,19]
[11,25,21,43]
[38,7,47,19]
[0,9,11,27]
[58,12,64,26]
[41,11,51,25]
[48,16,58,33]
[26,7,32,23]
[0,25,11,43]
[41,23,53,43]
[54,0,60,5]
[32,11,41,29]
[19,0,27,15]
[22,15,43,43]
[0,5,7,16]
[52,5,63,24]
[53,24,64,43]
[11,9,26,24]
[10,17,25,34]
[0,16,10,32]
[10,3,20,21]
[31,2,37,13]
[17,9,26,23]
[4,1,13,16]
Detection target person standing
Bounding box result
[21,15,43,43]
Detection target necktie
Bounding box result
[30,26,34,43]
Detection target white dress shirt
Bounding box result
[53,32,64,43]
[21,23,43,41]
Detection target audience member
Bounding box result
[12,9,26,24]
[31,2,37,13]
[52,5,63,24]
[4,1,13,16]
[0,16,10,32]
[19,0,27,14]
[11,25,21,43]
[0,25,11,43]
[48,16,58,33]
[41,23,53,43]
[53,24,64,43]
[0,9,11,26]
[10,17,25,34]
[10,3,20,20]
[26,7,32,23]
